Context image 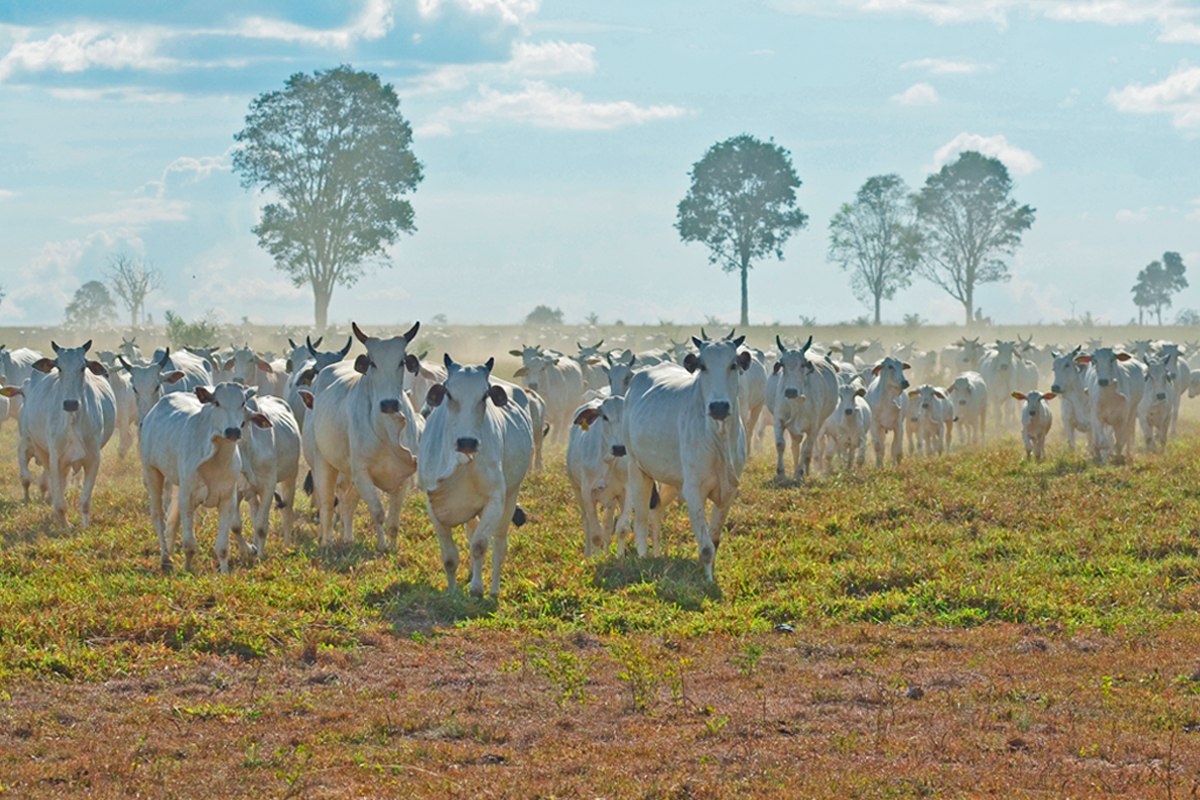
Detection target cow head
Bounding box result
[224,345,274,386]
[1050,346,1084,395]
[685,335,749,421]
[573,394,627,460]
[351,321,420,416]
[836,382,866,417]
[426,355,510,455]
[1142,356,1173,404]
[41,340,107,413]
[1077,347,1130,389]
[947,375,973,407]
[907,384,944,412]
[871,356,911,394]
[195,382,271,444]
[772,335,816,402]
[1012,390,1055,416]
[603,351,637,397]
[118,353,186,422]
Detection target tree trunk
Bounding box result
[1139,308,1144,326]
[314,284,332,331]
[1157,306,1163,326]
[874,292,882,326]
[964,282,975,327]
[740,260,749,328]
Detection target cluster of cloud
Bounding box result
[891,82,939,105]
[1108,62,1200,128]
[932,132,1043,175]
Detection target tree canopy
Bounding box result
[913,152,1035,326]
[64,280,117,329]
[105,253,162,327]
[1132,252,1187,325]
[676,134,808,326]
[233,65,422,329]
[524,305,564,325]
[827,174,919,325]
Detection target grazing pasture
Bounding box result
[3,326,1200,797]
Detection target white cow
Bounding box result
[1157,344,1190,436]
[5,342,115,527]
[815,382,871,471]
[979,341,1030,425]
[95,352,137,458]
[225,345,287,398]
[285,336,352,431]
[1013,390,1055,462]
[866,357,911,467]
[946,371,988,446]
[0,346,43,422]
[1049,348,1093,451]
[141,382,270,573]
[510,345,586,445]
[766,335,839,481]
[1138,357,1173,453]
[1076,348,1144,464]
[940,337,985,382]
[117,354,187,424]
[623,336,751,579]
[310,322,423,551]
[568,396,632,557]
[419,357,533,597]
[238,394,301,555]
[153,348,213,394]
[906,384,954,456]
[738,346,769,456]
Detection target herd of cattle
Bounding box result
[0,328,1197,593]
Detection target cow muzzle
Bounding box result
[844,407,855,416]
[611,444,626,457]
[1000,364,1009,370]
[62,399,80,413]
[1157,392,1167,400]
[1051,384,1062,393]
[224,427,241,441]
[783,388,799,399]
[379,398,400,415]
[1098,378,1110,387]
[528,382,539,391]
[708,401,731,420]
[456,437,479,454]
[900,380,910,389]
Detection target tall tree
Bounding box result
[105,253,163,327]
[913,151,1036,326]
[233,65,423,329]
[676,134,808,326]
[827,174,920,325]
[64,280,118,328]
[1132,252,1188,325]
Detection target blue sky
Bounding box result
[2,0,1199,327]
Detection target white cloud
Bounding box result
[932,132,1043,175]
[228,0,395,47]
[900,57,989,75]
[416,0,541,26]
[417,80,688,135]
[0,189,16,200]
[891,82,939,105]
[1186,199,1200,221]
[1116,208,1147,222]
[71,151,232,227]
[750,49,776,56]
[1108,62,1200,128]
[1059,87,1081,108]
[508,40,597,75]
[0,28,171,81]
[47,86,187,103]
[0,230,121,322]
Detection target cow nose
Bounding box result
[528,382,539,391]
[1157,392,1167,400]
[1000,364,1009,370]
[1098,378,1110,387]
[921,402,930,409]
[379,398,400,414]
[456,437,479,454]
[62,399,79,412]
[224,427,241,441]
[845,407,855,416]
[611,444,626,457]
[1029,411,1037,416]
[1051,384,1062,393]
[708,401,731,420]
[783,388,799,399]
[900,380,910,389]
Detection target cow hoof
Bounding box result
[161,561,173,575]
[469,587,484,599]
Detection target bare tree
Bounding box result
[105,253,163,327]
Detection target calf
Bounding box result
[866,357,911,467]
[946,371,988,446]
[1138,357,1173,453]
[907,384,954,456]
[140,382,270,573]
[1013,391,1055,462]
[511,345,586,446]
[7,341,115,526]
[1049,347,1093,451]
[1076,348,1144,464]
[766,335,839,481]
[238,394,301,555]
[118,353,186,424]
[285,336,352,430]
[419,357,533,597]
[568,396,631,557]
[816,382,871,471]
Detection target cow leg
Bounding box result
[576,485,601,557]
[790,432,803,482]
[215,494,241,575]
[469,497,508,597]
[145,467,171,572]
[177,480,199,572]
[48,448,68,528]
[426,498,460,594]
[745,404,763,457]
[651,485,676,558]
[613,496,633,558]
[383,481,407,552]
[279,475,298,549]
[488,493,521,597]
[17,435,32,504]
[350,470,389,552]
[253,470,276,558]
[314,457,338,548]
[627,465,654,557]
[600,504,616,554]
[682,485,716,580]
[774,420,788,478]
[872,423,885,468]
[78,452,101,529]
[799,428,818,481]
[340,484,361,546]
[891,423,904,466]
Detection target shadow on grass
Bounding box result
[364,581,497,634]
[0,501,80,549]
[591,555,723,611]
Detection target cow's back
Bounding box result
[141,393,202,480]
[625,364,695,488]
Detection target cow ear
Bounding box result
[426,384,447,408]
[737,351,752,371]
[772,362,783,374]
[902,362,912,370]
[32,358,57,373]
[513,366,529,378]
[224,359,235,372]
[934,390,944,399]
[298,390,315,410]
[405,354,420,375]
[248,413,273,428]
[1042,393,1057,401]
[872,364,882,375]
[298,368,317,387]
[509,349,523,357]
[0,386,23,397]
[354,354,371,374]
[1011,392,1025,400]
[573,407,600,430]
[163,370,185,385]
[256,359,273,373]
[1117,353,1131,361]
[488,384,508,407]
[683,353,701,373]
[907,390,919,398]
[86,361,109,377]
[196,386,215,404]
[855,387,866,397]
[285,359,293,373]
[1075,355,1091,364]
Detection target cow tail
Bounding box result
[273,492,285,509]
[303,470,314,496]
[512,506,527,527]
[650,483,661,510]
[543,423,550,438]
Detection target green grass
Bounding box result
[2,419,1200,683]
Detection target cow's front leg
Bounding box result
[681,482,715,581]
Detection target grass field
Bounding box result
[4,408,1200,796]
